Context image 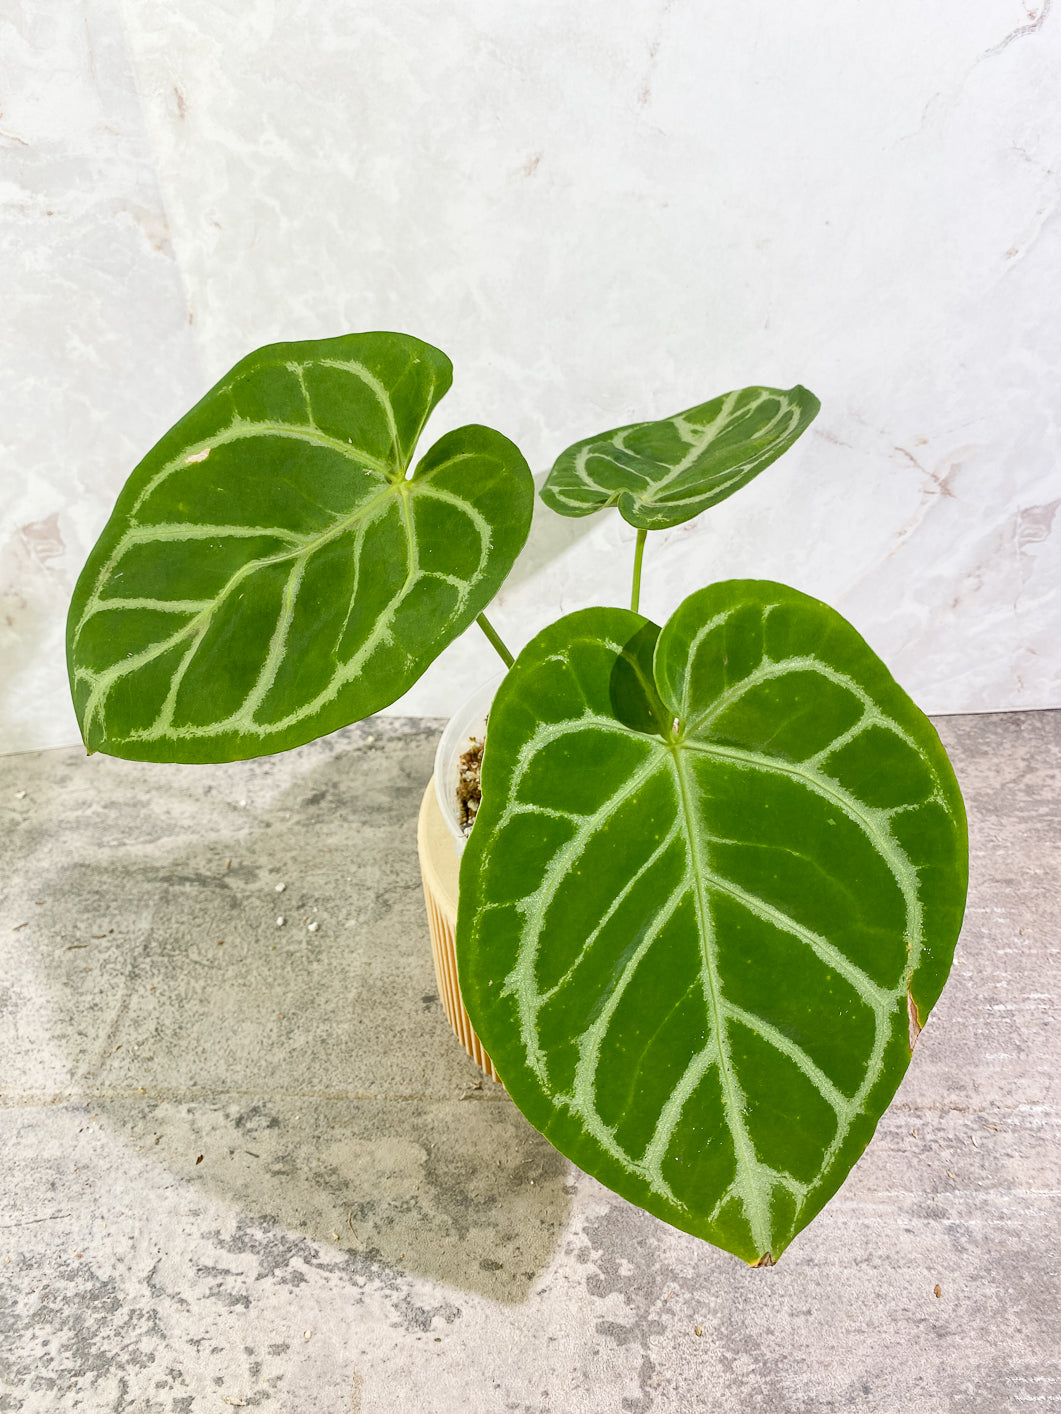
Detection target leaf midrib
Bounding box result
[569,389,798,515]
[669,741,771,1254]
[76,477,398,656]
[73,477,409,739]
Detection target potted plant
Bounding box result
[66,331,968,1267]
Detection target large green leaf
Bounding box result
[540,385,820,530]
[457,581,967,1264]
[67,332,533,762]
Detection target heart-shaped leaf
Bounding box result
[540,385,820,529]
[457,581,967,1263]
[67,332,533,762]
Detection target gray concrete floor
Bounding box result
[1,710,1058,1413]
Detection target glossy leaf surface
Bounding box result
[457,581,967,1263]
[67,332,533,761]
[540,385,820,529]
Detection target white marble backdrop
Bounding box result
[2,0,1058,753]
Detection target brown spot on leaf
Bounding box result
[908,991,922,1050]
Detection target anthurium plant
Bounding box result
[67,331,968,1266]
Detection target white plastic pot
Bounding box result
[431,672,502,852]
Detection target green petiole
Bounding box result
[630,528,647,614]
[476,612,514,668]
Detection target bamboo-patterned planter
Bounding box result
[416,777,500,1083]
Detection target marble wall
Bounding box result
[2,0,1058,753]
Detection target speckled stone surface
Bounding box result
[1,711,1059,1411]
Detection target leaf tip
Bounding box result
[753,1251,775,1268]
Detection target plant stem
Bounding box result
[630,528,648,613]
[476,612,514,668]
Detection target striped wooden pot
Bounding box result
[416,778,500,1083]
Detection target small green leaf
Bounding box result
[457,581,967,1264]
[541,386,820,530]
[67,332,533,762]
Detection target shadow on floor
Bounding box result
[21,721,572,1304]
